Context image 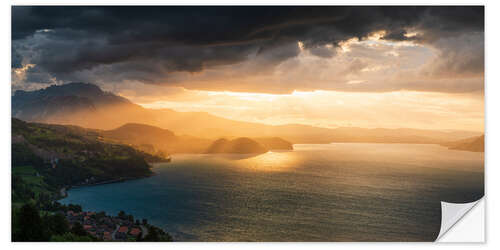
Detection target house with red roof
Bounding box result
[103,231,112,241]
[118,226,128,233]
[129,228,141,237]
[115,226,129,240]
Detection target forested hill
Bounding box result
[12,118,168,204]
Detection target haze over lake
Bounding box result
[61,143,484,241]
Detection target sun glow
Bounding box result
[135,87,483,133]
[241,151,301,172]
[13,63,35,76]
[205,90,279,102]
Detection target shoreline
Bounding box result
[56,169,171,241]
[59,159,167,197]
[70,176,147,189]
[59,173,157,199]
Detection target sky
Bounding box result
[11,6,484,132]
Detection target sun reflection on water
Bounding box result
[237,151,300,172]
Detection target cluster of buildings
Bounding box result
[65,210,145,241]
[49,157,59,169]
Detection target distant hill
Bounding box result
[12,82,483,145]
[102,123,176,147]
[12,82,128,106]
[12,82,153,130]
[100,123,211,154]
[254,137,293,150]
[100,123,292,154]
[205,138,268,154]
[443,135,484,152]
[12,83,130,123]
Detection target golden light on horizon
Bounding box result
[133,88,484,133]
[110,27,483,135]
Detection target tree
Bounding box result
[13,203,47,241]
[142,226,173,242]
[142,227,159,241]
[44,213,69,235]
[118,210,126,219]
[51,232,93,242]
[67,204,82,212]
[71,222,87,236]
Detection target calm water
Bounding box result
[61,143,484,241]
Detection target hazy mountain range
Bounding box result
[101,123,293,154]
[12,83,482,148]
[442,135,485,152]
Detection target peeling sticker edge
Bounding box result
[435,197,484,241]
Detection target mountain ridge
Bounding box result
[12,82,482,145]
[442,135,485,152]
[100,122,293,154]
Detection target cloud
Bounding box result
[11,6,484,93]
[422,32,484,77]
[11,47,22,68]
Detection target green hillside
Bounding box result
[11,118,169,204]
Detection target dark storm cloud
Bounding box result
[12,6,484,88]
[11,47,22,68]
[425,31,484,77]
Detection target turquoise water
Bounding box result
[61,143,484,241]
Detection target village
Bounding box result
[65,210,148,241]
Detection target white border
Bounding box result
[2,1,497,249]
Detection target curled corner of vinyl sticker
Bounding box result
[435,198,484,242]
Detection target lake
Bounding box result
[61,143,484,241]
